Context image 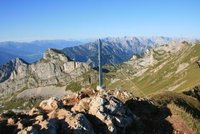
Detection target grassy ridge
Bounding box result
[151,91,200,119]
[106,43,200,95]
[167,104,200,134]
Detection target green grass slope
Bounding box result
[106,42,200,96]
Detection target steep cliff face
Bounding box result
[0,49,90,96]
[0,58,28,83]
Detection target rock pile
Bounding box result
[0,90,136,134]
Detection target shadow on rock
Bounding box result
[85,113,109,134]
[93,67,110,73]
[125,98,173,134]
[0,121,17,134]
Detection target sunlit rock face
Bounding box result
[0,48,90,96]
[0,90,136,134]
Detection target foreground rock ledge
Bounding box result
[0,90,136,134]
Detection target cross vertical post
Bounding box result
[98,39,103,89]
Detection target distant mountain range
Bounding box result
[0,37,196,67]
[0,40,82,65]
[62,36,195,66]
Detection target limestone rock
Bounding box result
[29,107,42,116]
[62,94,79,106]
[64,112,95,134]
[17,126,39,134]
[56,109,71,119]
[7,118,15,125]
[47,110,57,119]
[35,115,44,122]
[88,94,134,134]
[0,48,90,97]
[0,91,137,134]
[38,120,48,130]
[39,97,63,112]
[0,58,28,83]
[17,121,24,130]
[43,48,71,63]
[72,92,135,134]
[111,89,133,102]
[72,97,91,112]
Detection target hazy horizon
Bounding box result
[0,36,199,43]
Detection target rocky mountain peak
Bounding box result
[0,58,28,83]
[13,58,28,68]
[0,90,137,134]
[43,48,72,63]
[5,58,28,69]
[0,48,90,96]
[1,89,196,134]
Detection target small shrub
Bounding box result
[66,82,82,92]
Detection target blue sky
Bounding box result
[0,0,199,41]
